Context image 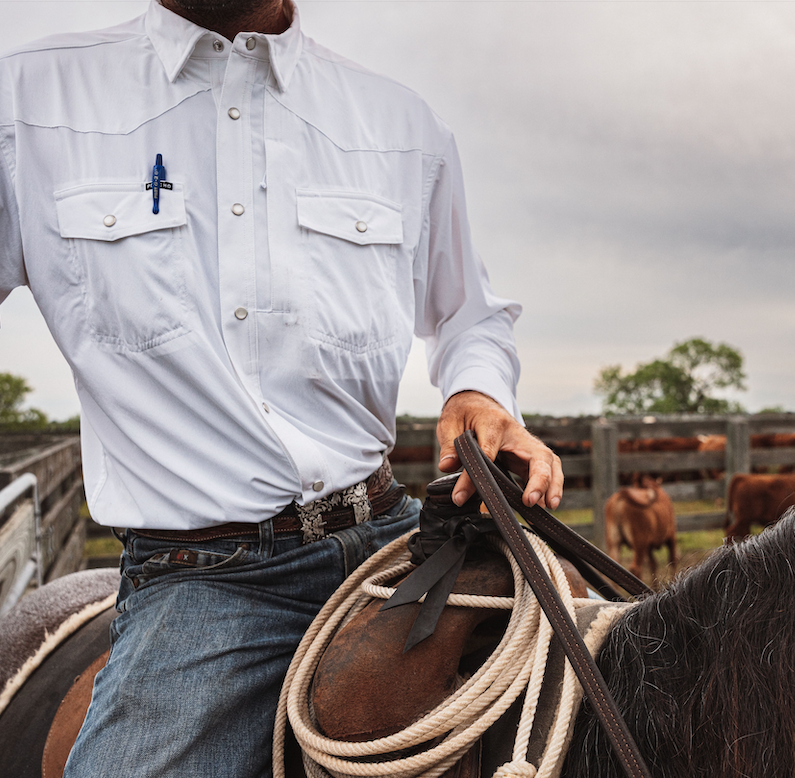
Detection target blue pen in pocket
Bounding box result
[152,153,166,214]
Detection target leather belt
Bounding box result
[134,458,404,545]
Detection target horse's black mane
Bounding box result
[564,508,795,778]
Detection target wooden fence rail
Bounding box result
[2,414,793,594]
[393,413,795,549]
[0,434,84,608]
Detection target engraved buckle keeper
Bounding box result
[295,481,371,544]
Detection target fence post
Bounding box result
[725,416,750,501]
[591,419,618,550]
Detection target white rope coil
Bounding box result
[493,761,538,778]
[360,559,515,609]
[273,529,595,778]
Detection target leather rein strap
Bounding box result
[482,455,651,601]
[455,430,653,778]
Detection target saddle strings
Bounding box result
[273,530,590,778]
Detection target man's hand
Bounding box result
[436,391,564,509]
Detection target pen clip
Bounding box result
[152,153,166,214]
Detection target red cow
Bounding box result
[772,434,795,473]
[725,473,795,539]
[618,437,701,453]
[618,436,702,487]
[696,433,795,453]
[605,476,678,581]
[697,434,726,480]
[698,433,795,479]
[697,434,725,451]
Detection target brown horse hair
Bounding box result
[563,507,795,778]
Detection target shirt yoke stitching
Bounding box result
[0,32,148,64]
[13,87,212,135]
[267,91,433,156]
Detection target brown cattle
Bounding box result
[771,434,795,473]
[618,437,702,487]
[698,433,795,480]
[605,476,677,581]
[697,434,727,480]
[725,473,795,539]
[773,432,795,448]
[697,434,725,452]
[696,433,795,453]
[618,437,701,453]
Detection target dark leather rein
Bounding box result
[455,430,653,778]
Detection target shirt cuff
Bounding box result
[443,366,523,424]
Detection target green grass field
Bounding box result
[83,535,123,557]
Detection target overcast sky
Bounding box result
[1,0,793,420]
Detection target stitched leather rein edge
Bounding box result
[455,430,653,778]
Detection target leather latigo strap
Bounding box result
[454,430,653,778]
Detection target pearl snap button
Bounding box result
[246,37,256,51]
[234,307,248,320]
[355,221,368,233]
[262,402,270,413]
[228,107,241,120]
[312,481,324,492]
[231,203,245,216]
[213,40,224,52]
[103,215,116,227]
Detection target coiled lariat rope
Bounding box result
[273,527,616,778]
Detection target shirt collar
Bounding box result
[146,0,303,90]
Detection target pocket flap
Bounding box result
[296,190,403,246]
[55,182,186,242]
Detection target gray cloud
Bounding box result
[2,0,794,418]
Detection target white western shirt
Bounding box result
[0,1,522,529]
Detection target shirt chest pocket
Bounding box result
[296,190,403,355]
[55,182,189,353]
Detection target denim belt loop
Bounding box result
[257,517,275,558]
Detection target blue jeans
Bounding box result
[64,492,421,778]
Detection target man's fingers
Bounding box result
[472,429,503,464]
[438,451,460,472]
[437,426,462,473]
[435,390,566,509]
[523,460,553,508]
[452,469,475,506]
[436,403,466,473]
[522,452,564,509]
[547,464,565,510]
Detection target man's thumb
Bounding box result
[437,445,459,472]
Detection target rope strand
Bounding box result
[274,530,617,778]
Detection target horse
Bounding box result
[564,507,795,778]
[0,568,118,777]
[3,507,795,777]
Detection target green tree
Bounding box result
[594,338,747,415]
[0,372,48,427]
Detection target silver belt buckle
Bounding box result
[296,481,371,544]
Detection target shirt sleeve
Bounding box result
[413,133,523,421]
[0,126,25,304]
